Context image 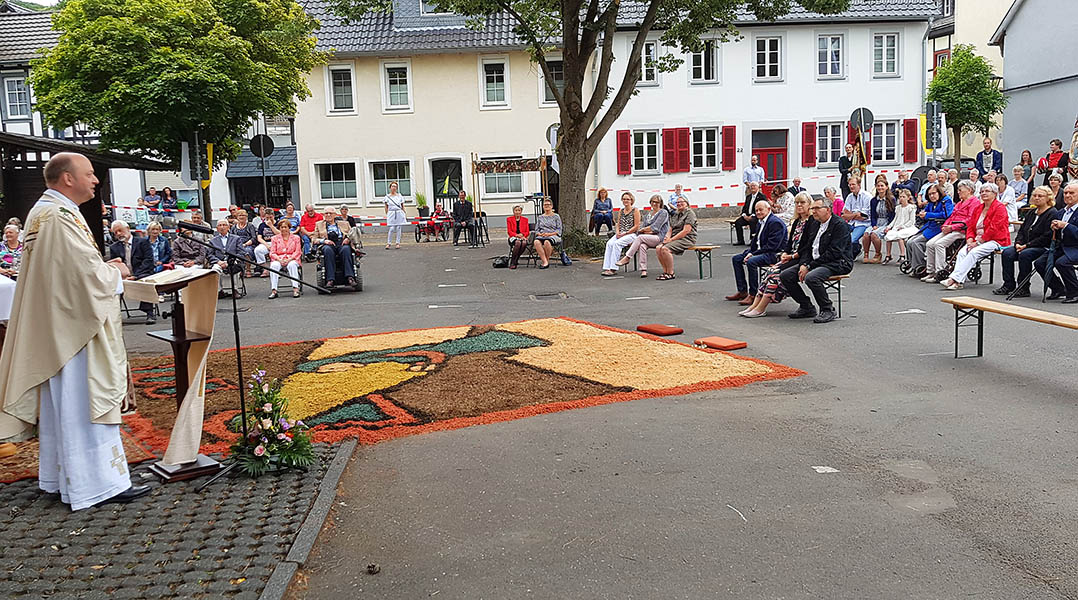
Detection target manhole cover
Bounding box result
[529,292,567,301]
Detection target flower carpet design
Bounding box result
[126,318,803,455]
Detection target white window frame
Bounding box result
[313,160,360,204]
[816,122,844,166]
[871,32,900,79]
[478,55,511,110]
[420,0,451,14]
[638,40,660,87]
[365,158,415,205]
[478,153,526,200]
[379,59,414,113]
[872,120,899,165]
[689,40,720,85]
[2,76,30,120]
[324,64,357,116]
[815,33,845,80]
[690,126,721,173]
[631,129,660,176]
[538,54,564,107]
[752,34,784,83]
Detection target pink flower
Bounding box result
[262,403,273,413]
[253,445,266,457]
[262,384,270,394]
[277,433,288,441]
[261,418,272,430]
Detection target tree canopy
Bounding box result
[331,0,849,230]
[29,0,326,167]
[926,44,1007,164]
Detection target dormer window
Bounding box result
[421,1,451,15]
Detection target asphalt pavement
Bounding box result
[124,222,1078,599]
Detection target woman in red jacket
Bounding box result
[940,183,1012,290]
[506,205,530,269]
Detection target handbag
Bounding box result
[560,250,572,266]
[492,256,510,268]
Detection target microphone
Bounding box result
[178,221,215,235]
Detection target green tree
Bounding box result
[29,0,326,170]
[926,44,1008,166]
[331,0,848,231]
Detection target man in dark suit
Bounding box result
[208,219,244,275]
[787,177,806,196]
[1036,183,1078,303]
[726,200,787,304]
[974,137,1003,175]
[733,181,767,246]
[109,220,156,324]
[451,190,476,247]
[780,198,854,323]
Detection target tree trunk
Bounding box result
[952,126,962,169]
[556,133,591,232]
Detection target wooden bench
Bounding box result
[823,274,850,318]
[688,245,719,279]
[725,218,742,245]
[940,296,1078,358]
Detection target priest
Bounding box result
[0,152,150,510]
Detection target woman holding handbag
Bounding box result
[383,181,408,249]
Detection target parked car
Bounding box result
[928,156,976,178]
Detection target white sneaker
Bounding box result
[921,275,935,282]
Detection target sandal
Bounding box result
[615,257,631,267]
[292,289,301,298]
[601,270,616,276]
[268,290,278,300]
[640,271,648,278]
[395,244,401,249]
[385,244,391,250]
[881,255,893,265]
[656,273,676,281]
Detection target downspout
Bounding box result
[590,45,600,193]
[921,13,935,164]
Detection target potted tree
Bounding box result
[416,193,430,218]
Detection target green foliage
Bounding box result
[415,192,428,208]
[927,44,1008,162]
[9,0,51,11]
[228,368,316,478]
[563,227,607,257]
[28,0,327,167]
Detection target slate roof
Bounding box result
[0,11,58,65]
[302,0,525,55]
[226,145,298,179]
[616,0,941,26]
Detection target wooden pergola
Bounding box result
[0,131,169,250]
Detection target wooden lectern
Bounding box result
[123,269,222,483]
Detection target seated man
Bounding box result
[993,185,1057,297]
[891,170,918,198]
[313,207,358,288]
[108,220,156,324]
[1035,182,1078,303]
[207,219,244,283]
[298,203,324,258]
[726,200,786,305]
[733,182,766,246]
[922,180,979,281]
[779,199,853,324]
[171,223,207,268]
[841,176,872,259]
[423,202,449,242]
[451,190,476,246]
[655,197,697,280]
[787,177,806,196]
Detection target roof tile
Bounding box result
[0,11,59,64]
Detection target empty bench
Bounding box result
[941,296,1078,358]
[823,274,850,318]
[687,245,719,279]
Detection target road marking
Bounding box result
[427,304,462,309]
[438,284,467,288]
[887,308,927,315]
[444,268,456,272]
[811,466,839,474]
[916,351,952,357]
[602,276,625,280]
[625,296,650,301]
[726,504,748,523]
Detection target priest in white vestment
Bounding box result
[0,153,150,510]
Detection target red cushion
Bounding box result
[636,324,683,336]
[694,336,747,351]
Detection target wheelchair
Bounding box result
[315,242,364,293]
[415,217,450,242]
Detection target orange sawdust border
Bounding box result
[127,317,804,454]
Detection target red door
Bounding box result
[755,148,787,198]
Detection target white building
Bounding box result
[596,0,939,208]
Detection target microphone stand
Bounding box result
[166,228,330,490]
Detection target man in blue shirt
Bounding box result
[974,137,1003,175]
[841,176,872,259]
[667,183,690,213]
[742,155,765,187]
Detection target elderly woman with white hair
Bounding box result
[0,224,23,279]
[939,183,1012,290]
[823,186,842,216]
[1049,172,1065,208]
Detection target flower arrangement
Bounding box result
[229,369,315,477]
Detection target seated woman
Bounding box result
[589,188,614,235]
[532,199,562,269]
[619,194,669,278]
[254,207,278,276]
[171,223,207,268]
[424,202,449,242]
[993,185,1057,297]
[862,175,896,263]
[314,207,357,288]
[601,192,640,276]
[146,221,172,273]
[739,193,816,317]
[882,188,918,264]
[995,172,1017,228]
[769,184,795,226]
[905,183,954,278]
[506,205,530,269]
[268,217,303,299]
[940,183,1011,290]
[824,186,843,216]
[0,224,22,279]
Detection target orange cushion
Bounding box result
[694,336,747,351]
[636,324,683,336]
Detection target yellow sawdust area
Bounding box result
[497,319,772,390]
[281,362,424,420]
[306,326,471,361]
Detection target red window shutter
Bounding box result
[616,130,631,175]
[721,125,736,170]
[676,128,691,172]
[662,128,678,173]
[848,122,856,144]
[903,118,918,163]
[802,122,816,167]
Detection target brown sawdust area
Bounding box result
[129,341,320,437]
[386,351,627,421]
